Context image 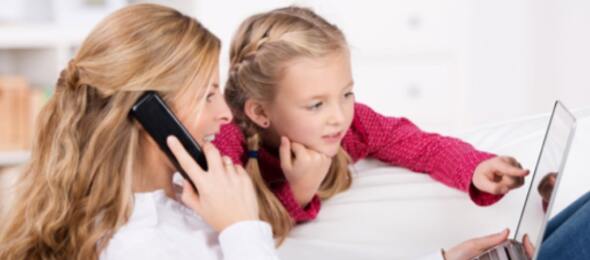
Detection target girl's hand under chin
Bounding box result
[279,136,332,207]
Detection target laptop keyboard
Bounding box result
[475,248,500,260]
[472,240,527,260]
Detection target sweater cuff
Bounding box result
[273,183,321,222]
[469,182,505,206]
[218,221,277,260]
[464,152,505,206]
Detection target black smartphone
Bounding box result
[130,91,207,192]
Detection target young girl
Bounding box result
[0,4,278,260]
[213,6,530,259]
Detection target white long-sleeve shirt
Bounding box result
[100,189,279,260]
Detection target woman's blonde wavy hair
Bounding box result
[0,4,220,260]
[225,6,353,243]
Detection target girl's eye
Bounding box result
[307,102,323,111]
[344,91,354,98]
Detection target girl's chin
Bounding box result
[315,144,341,157]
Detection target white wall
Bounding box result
[1,0,588,130]
[195,0,589,132]
[532,0,590,114]
[466,0,590,126]
[465,0,535,125]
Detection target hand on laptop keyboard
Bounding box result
[443,229,510,260]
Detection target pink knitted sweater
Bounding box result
[213,103,503,222]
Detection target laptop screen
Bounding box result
[514,101,577,249]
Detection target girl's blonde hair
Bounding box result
[0,4,220,259]
[225,6,353,243]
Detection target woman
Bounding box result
[0,4,278,260]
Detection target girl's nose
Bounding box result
[328,104,345,125]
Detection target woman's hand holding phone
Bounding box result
[167,135,260,232]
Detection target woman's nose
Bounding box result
[217,99,233,124]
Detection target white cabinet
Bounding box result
[352,57,462,130]
[306,0,467,54]
[197,0,470,131]
[1,0,588,166]
[306,0,469,131]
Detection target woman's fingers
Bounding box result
[168,136,241,195]
[222,156,236,173]
[444,229,510,260]
[235,164,248,178]
[180,180,202,213]
[202,142,224,173]
[167,136,204,187]
[235,165,255,193]
[471,229,510,251]
[169,137,259,232]
[221,156,239,185]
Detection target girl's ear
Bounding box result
[244,99,271,129]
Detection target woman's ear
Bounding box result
[244,99,271,128]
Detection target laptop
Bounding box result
[473,101,577,260]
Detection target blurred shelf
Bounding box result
[0,150,30,166]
